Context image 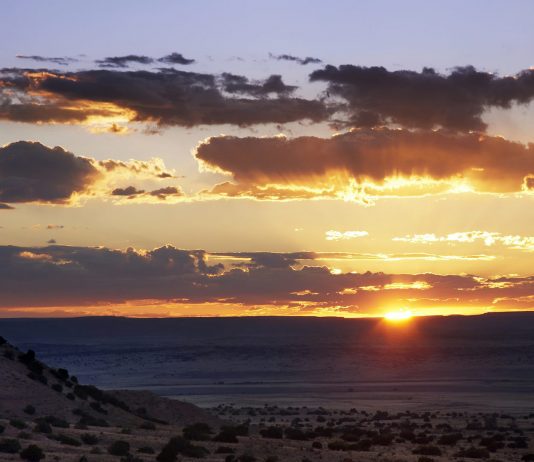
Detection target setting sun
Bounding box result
[384,309,413,321]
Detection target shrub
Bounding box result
[455,447,490,459]
[55,433,82,446]
[19,350,36,364]
[0,438,22,453]
[0,425,4,434]
[51,384,63,393]
[20,444,45,461]
[137,446,155,454]
[413,446,442,456]
[237,454,256,462]
[56,368,69,381]
[4,350,14,360]
[157,436,209,461]
[0,335,6,345]
[215,446,235,454]
[139,421,156,430]
[108,440,130,457]
[80,433,99,445]
[437,432,463,446]
[66,393,75,401]
[39,416,68,428]
[33,422,52,434]
[10,419,26,430]
[23,405,36,415]
[183,423,213,441]
[18,432,31,440]
[260,426,283,439]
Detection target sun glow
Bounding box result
[384,309,413,321]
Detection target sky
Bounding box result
[1,0,534,318]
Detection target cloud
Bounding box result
[95,55,154,68]
[196,129,534,202]
[111,186,145,197]
[270,53,322,65]
[0,141,99,204]
[16,55,78,66]
[0,141,178,206]
[394,231,534,252]
[158,53,195,65]
[0,68,328,129]
[325,230,368,241]
[0,245,531,315]
[220,73,296,96]
[309,65,534,131]
[0,203,14,210]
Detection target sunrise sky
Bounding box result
[1,0,534,318]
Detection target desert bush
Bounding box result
[108,440,130,456]
[413,445,442,456]
[23,405,36,415]
[18,432,31,440]
[139,421,156,430]
[89,402,107,415]
[455,447,490,459]
[10,419,26,430]
[311,441,322,449]
[0,425,4,434]
[0,438,22,453]
[39,416,68,428]
[19,444,45,461]
[33,422,52,434]
[213,425,248,443]
[27,372,47,385]
[0,335,6,345]
[183,422,213,441]
[157,436,209,461]
[19,350,36,364]
[260,426,283,439]
[284,427,307,440]
[120,428,131,434]
[137,446,155,454]
[215,446,235,454]
[51,433,82,446]
[51,383,63,393]
[80,433,99,445]
[237,454,256,462]
[437,432,463,445]
[4,350,14,359]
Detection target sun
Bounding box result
[384,309,413,322]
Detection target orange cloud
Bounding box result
[196,129,534,202]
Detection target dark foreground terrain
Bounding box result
[1,314,534,461]
[0,314,533,410]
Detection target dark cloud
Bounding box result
[196,129,534,200]
[221,73,296,96]
[0,203,14,210]
[95,55,154,68]
[0,245,532,313]
[158,53,195,65]
[0,140,178,206]
[148,186,182,199]
[47,239,56,244]
[270,53,322,65]
[0,68,328,127]
[16,55,78,66]
[111,185,182,201]
[310,65,534,131]
[111,186,145,197]
[0,141,99,204]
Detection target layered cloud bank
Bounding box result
[196,129,534,201]
[0,141,181,207]
[0,245,533,315]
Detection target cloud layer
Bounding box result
[0,141,179,206]
[310,65,534,131]
[196,129,534,201]
[0,245,532,314]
